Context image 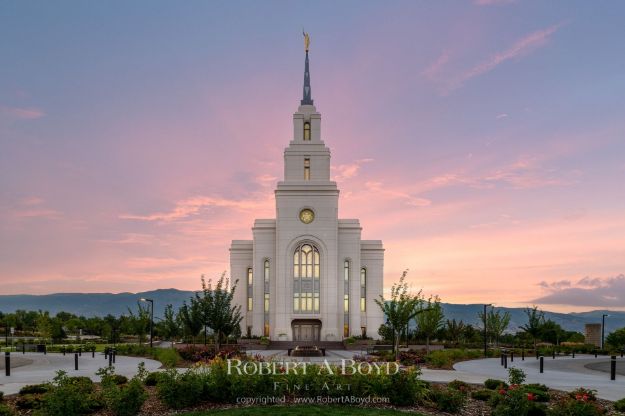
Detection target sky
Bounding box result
[1,1,624,312]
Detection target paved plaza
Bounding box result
[0,352,161,396]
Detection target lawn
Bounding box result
[182,406,423,415]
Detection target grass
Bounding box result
[182,406,424,415]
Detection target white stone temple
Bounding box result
[230,42,384,342]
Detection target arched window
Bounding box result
[303,121,311,140]
[293,243,320,313]
[344,260,350,337]
[360,267,367,312]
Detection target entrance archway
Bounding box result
[291,319,321,343]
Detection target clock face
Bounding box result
[299,209,315,224]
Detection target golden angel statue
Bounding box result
[303,31,310,52]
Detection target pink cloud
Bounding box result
[421,51,451,79]
[332,158,374,182]
[445,23,563,93]
[0,105,46,120]
[120,194,273,222]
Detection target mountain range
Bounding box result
[1,289,623,334]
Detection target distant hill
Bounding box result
[439,303,625,335]
[1,290,624,334]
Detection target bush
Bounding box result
[98,364,148,416]
[448,379,470,393]
[157,368,205,409]
[508,367,527,385]
[485,379,508,390]
[425,349,483,369]
[153,348,180,367]
[111,374,128,385]
[39,370,95,416]
[569,387,597,402]
[399,350,425,366]
[19,384,49,395]
[429,385,467,413]
[144,371,164,386]
[16,395,43,410]
[614,398,625,412]
[0,404,14,416]
[548,397,604,416]
[472,389,495,401]
[490,386,547,416]
[523,386,550,403]
[526,383,549,392]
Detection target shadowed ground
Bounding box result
[0,357,33,370]
[585,360,625,376]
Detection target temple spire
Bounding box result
[301,32,313,105]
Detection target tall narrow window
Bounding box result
[293,243,320,313]
[303,121,311,140]
[360,267,367,312]
[343,260,350,337]
[247,267,253,312]
[304,158,310,180]
[263,259,270,337]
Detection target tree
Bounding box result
[605,327,625,350]
[520,306,545,349]
[179,299,203,345]
[478,308,511,346]
[374,270,424,360]
[445,319,466,346]
[539,319,565,345]
[196,273,242,351]
[160,304,180,344]
[36,311,52,343]
[378,323,394,343]
[416,295,445,353]
[127,302,150,344]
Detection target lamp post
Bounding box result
[601,314,609,351]
[483,304,492,357]
[140,298,154,348]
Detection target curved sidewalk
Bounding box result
[420,354,624,401]
[0,352,161,396]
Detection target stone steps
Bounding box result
[269,341,345,350]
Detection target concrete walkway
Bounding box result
[0,352,161,396]
[422,355,625,401]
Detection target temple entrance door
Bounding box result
[291,319,321,343]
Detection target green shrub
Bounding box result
[490,387,547,416]
[18,384,49,395]
[144,371,164,386]
[16,394,43,410]
[386,368,426,406]
[425,349,482,368]
[485,379,508,390]
[98,364,148,416]
[523,386,550,403]
[429,385,467,413]
[448,379,470,393]
[153,348,180,367]
[157,368,204,409]
[472,389,495,401]
[38,370,95,416]
[548,397,604,416]
[508,367,527,385]
[0,404,14,416]
[569,387,597,402]
[526,383,549,392]
[110,374,128,385]
[614,398,625,412]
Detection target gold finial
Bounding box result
[303,31,310,52]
